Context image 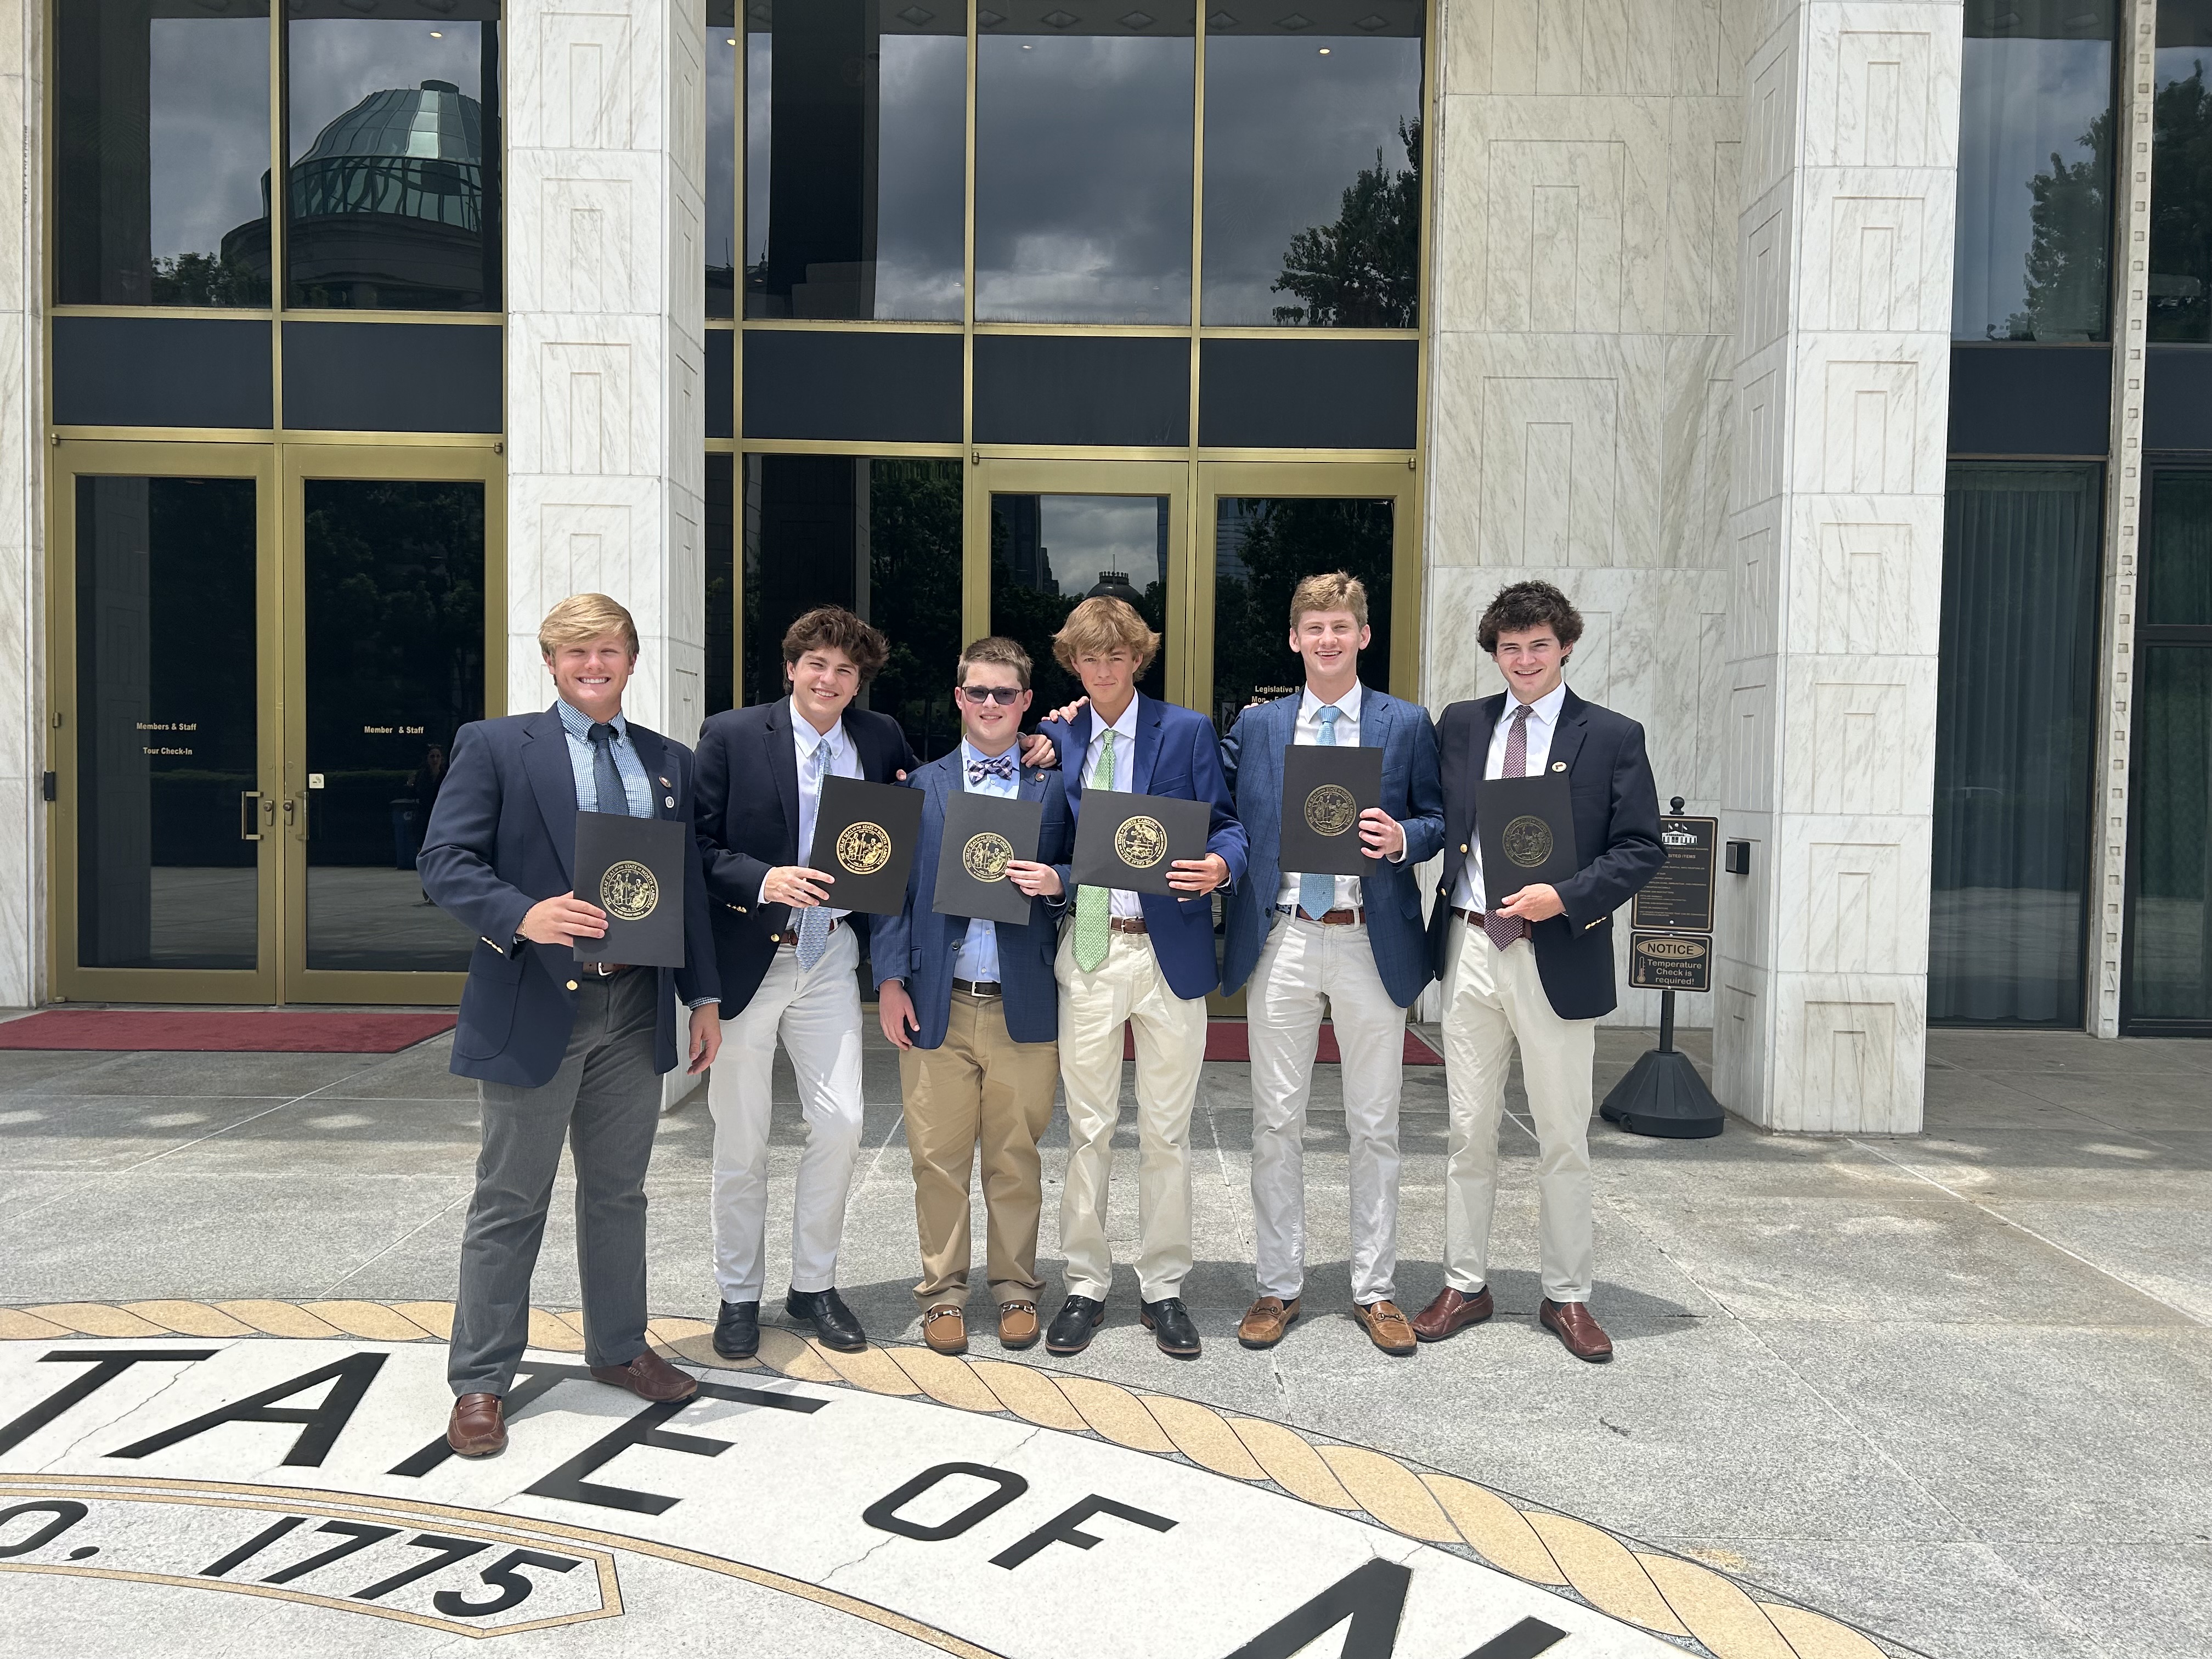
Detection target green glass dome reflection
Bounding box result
[291,81,485,231]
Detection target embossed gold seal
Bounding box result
[599,860,659,921]
[1114,815,1169,870]
[1502,814,1554,870]
[962,832,1014,883]
[836,820,893,876]
[1304,783,1358,837]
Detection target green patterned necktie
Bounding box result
[1073,730,1116,971]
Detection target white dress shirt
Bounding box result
[1274,682,1367,915]
[953,738,1019,982]
[1452,680,1568,913]
[1083,696,1146,919]
[769,699,862,922]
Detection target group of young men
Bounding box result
[419,575,1663,1459]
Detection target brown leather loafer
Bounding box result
[1411,1285,1494,1342]
[1237,1295,1301,1349]
[921,1303,968,1355]
[446,1392,506,1459]
[590,1348,699,1402]
[1352,1299,1418,1356]
[1539,1299,1613,1363]
[997,1301,1040,1350]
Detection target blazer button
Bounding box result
[1459,842,1469,854]
[566,979,579,991]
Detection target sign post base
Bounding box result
[1599,988,1724,1138]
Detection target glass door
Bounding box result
[51,442,281,1005]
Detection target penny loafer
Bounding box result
[713,1299,759,1361]
[787,1286,867,1352]
[997,1301,1041,1350]
[1352,1299,1418,1356]
[1140,1296,1201,1359]
[1411,1285,1494,1342]
[1046,1294,1105,1355]
[1540,1299,1614,1363]
[589,1348,698,1402]
[445,1392,506,1459]
[921,1302,968,1355]
[1237,1295,1301,1349]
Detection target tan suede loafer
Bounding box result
[1351,1299,1418,1356]
[997,1301,1040,1350]
[1237,1295,1301,1349]
[921,1303,968,1355]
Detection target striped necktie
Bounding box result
[797,737,834,968]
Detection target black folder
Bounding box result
[1473,772,1581,901]
[1278,744,1384,878]
[804,776,924,917]
[1070,788,1209,896]
[573,811,686,967]
[932,791,1045,926]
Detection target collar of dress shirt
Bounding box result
[1093,694,1141,751]
[1504,679,1568,732]
[556,698,626,741]
[961,737,1019,783]
[789,698,848,764]
[1299,680,1363,724]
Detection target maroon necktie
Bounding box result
[1485,705,1533,952]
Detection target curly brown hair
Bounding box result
[1476,581,1583,654]
[781,605,889,684]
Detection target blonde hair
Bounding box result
[1289,571,1369,630]
[1052,596,1160,673]
[539,593,640,659]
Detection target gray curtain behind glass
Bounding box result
[1932,465,2101,1022]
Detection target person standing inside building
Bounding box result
[1218,573,1445,1357]
[872,637,1075,1355]
[1413,582,1663,1363]
[419,594,723,1459]
[1038,597,1247,1359]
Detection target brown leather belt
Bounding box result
[1278,904,1364,926]
[952,978,1002,998]
[1108,917,1148,935]
[770,916,843,947]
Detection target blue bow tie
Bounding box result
[967,754,1018,785]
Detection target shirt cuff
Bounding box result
[757,873,772,905]
[1388,844,1408,864]
[685,996,720,1010]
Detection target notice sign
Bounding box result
[1629,930,1712,992]
[1632,814,1719,933]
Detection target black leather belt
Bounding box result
[583,962,640,977]
[952,978,1002,997]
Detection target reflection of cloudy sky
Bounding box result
[1953,38,2110,338]
[287,21,486,161]
[1201,36,1421,325]
[1037,496,1166,595]
[975,37,1194,323]
[708,32,737,267]
[148,19,268,261]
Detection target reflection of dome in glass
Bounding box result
[1086,569,1146,609]
[291,81,484,231]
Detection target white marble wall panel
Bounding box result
[0,0,40,1008]
[506,0,707,743]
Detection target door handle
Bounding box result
[240,791,263,842]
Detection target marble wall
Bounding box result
[505,0,709,741]
[0,0,41,1011]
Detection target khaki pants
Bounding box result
[1440,916,1598,1302]
[1056,927,1209,1302]
[899,990,1059,1308]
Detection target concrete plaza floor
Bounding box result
[0,1020,2205,1658]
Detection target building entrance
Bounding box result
[50,439,504,1006]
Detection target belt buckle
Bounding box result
[589,961,622,978]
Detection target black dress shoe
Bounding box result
[1046,1295,1106,1355]
[1140,1296,1201,1358]
[786,1286,866,1352]
[713,1300,759,1361]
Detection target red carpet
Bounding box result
[0,1011,458,1053]
[1126,1020,1442,1065]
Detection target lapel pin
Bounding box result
[1551,761,1566,772]
[664,795,676,808]
[658,776,670,787]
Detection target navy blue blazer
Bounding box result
[1038,693,1250,1002]
[1426,689,1664,1020]
[419,706,720,1088]
[867,750,1076,1048]
[1218,687,1447,1008]
[693,699,919,1011]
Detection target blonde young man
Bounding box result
[1036,597,1248,1359]
[1217,573,1445,1356]
[419,594,723,1458]
[871,638,1075,1355]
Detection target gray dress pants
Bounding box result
[449,967,663,1396]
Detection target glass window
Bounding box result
[75,476,259,969]
[2153,2,2212,342]
[55,0,272,307]
[1210,498,1393,730]
[742,455,964,761]
[708,3,738,319]
[1201,8,1422,327]
[1953,1,2115,342]
[990,493,1171,709]
[2146,472,2212,625]
[707,453,736,716]
[1930,465,2101,1024]
[975,6,1194,324]
[744,1,966,321]
[2128,645,2212,1023]
[285,1,501,312]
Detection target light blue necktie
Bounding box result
[797,737,833,969]
[1298,704,1343,919]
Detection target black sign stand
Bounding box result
[1600,799,1725,1139]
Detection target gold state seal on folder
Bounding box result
[962,832,1014,883]
[837,820,893,875]
[1503,815,1555,869]
[1303,783,1358,837]
[1114,815,1169,870]
[599,860,659,921]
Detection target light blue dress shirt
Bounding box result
[555,698,653,817]
[953,739,1020,983]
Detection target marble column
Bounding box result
[505,0,708,741]
[0,0,44,1009]
[1712,2,1960,1132]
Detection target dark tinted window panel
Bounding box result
[708,2,736,319]
[54,317,273,428]
[706,453,735,716]
[2144,471,2212,625]
[281,321,501,432]
[1946,345,2110,455]
[2146,345,2212,449]
[742,329,961,442]
[707,330,734,438]
[972,335,1189,447]
[2150,2,2212,340]
[1199,338,1418,450]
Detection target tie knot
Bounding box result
[968,753,1017,784]
[589,721,618,746]
[1511,704,1531,724]
[1318,704,1341,726]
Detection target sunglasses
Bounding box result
[956,685,1025,706]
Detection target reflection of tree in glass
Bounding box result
[2151,62,2212,342]
[868,460,964,763]
[1271,117,1420,328]
[2003,110,2111,340]
[1212,499,1392,733]
[149,250,269,307]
